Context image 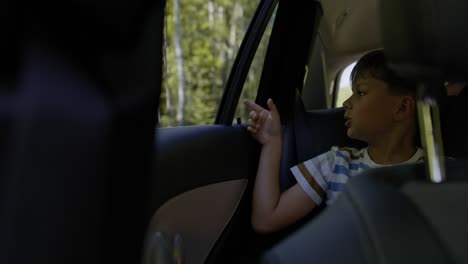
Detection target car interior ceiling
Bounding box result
[320,0,382,87]
[299,0,385,110]
[263,0,468,263]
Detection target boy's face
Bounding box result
[343,75,401,142]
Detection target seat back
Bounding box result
[264,161,468,264]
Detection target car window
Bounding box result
[234,6,277,124]
[334,62,356,108]
[159,0,262,127]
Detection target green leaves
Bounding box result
[160,0,261,126]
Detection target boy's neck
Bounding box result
[367,138,418,165]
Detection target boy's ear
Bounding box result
[395,96,415,121]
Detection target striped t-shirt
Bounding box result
[290,146,425,205]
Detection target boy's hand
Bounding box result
[243,98,282,145]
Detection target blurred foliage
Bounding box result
[160,0,275,126]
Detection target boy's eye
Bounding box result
[358,92,366,96]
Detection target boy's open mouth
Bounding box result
[344,113,352,127]
[345,119,352,127]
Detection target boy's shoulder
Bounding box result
[330,145,366,160]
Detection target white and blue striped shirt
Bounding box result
[290,146,425,205]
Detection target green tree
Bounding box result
[160,0,262,127]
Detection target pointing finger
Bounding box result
[243,99,265,112]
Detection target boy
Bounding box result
[243,50,424,233]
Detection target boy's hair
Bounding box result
[350,49,416,96]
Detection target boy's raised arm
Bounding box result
[243,99,316,233]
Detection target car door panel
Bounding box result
[144,179,248,264]
[151,125,259,211]
[146,125,259,263]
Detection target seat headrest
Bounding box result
[380,0,468,82]
[441,94,468,158]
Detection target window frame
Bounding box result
[333,62,356,108]
[215,0,279,125]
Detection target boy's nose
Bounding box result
[343,97,352,109]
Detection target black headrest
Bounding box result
[441,94,468,158]
[380,0,468,82]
